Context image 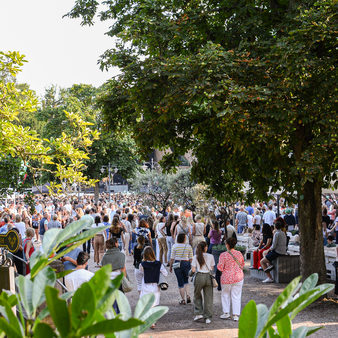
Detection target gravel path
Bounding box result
[89,252,338,338]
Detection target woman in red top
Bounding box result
[217,237,244,321]
[24,227,35,275]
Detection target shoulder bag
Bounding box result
[228,250,244,270]
[172,244,188,269]
[205,259,218,288]
[121,273,133,293]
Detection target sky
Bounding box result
[0,0,119,98]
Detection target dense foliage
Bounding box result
[66,0,337,280]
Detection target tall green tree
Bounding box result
[67,0,337,281]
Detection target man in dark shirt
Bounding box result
[284,209,296,231]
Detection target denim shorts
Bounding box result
[174,260,191,288]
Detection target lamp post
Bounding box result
[142,158,157,171]
[101,163,118,203]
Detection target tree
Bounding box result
[67,1,337,281]
[0,51,98,193]
[131,169,195,212]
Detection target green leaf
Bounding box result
[80,318,143,336]
[56,270,73,279]
[256,303,269,337]
[16,275,34,318]
[71,283,95,331]
[0,297,23,337]
[29,257,49,280]
[276,314,292,337]
[55,217,93,245]
[115,290,132,319]
[267,327,279,337]
[0,317,22,338]
[42,228,62,256]
[134,293,155,319]
[88,264,113,303]
[290,284,334,320]
[305,326,323,336]
[32,267,56,311]
[268,276,301,319]
[239,300,257,338]
[299,273,318,296]
[291,326,309,338]
[45,286,70,338]
[34,323,57,338]
[136,306,168,334]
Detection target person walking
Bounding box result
[192,214,206,252]
[191,241,215,324]
[169,233,193,305]
[134,236,146,294]
[92,215,106,267]
[139,246,168,329]
[23,228,35,275]
[207,220,222,253]
[217,237,245,321]
[165,213,175,264]
[156,216,168,264]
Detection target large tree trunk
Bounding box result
[298,179,326,283]
[94,181,100,204]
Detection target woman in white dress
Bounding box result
[139,246,168,328]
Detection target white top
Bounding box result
[263,210,276,225]
[65,269,94,291]
[156,222,166,239]
[191,253,215,273]
[247,215,253,228]
[14,222,26,239]
[253,215,261,225]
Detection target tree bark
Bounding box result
[94,181,100,204]
[298,179,326,283]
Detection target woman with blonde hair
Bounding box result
[24,228,35,275]
[174,215,192,244]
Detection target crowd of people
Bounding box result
[0,192,337,325]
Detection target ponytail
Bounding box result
[196,242,207,267]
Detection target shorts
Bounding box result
[174,260,191,288]
[32,222,39,229]
[266,250,281,263]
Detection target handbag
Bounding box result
[121,274,133,293]
[158,272,169,291]
[173,244,188,269]
[205,261,218,288]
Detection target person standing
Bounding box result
[170,233,193,305]
[217,237,245,321]
[192,215,206,252]
[24,228,35,275]
[47,214,62,230]
[92,215,106,267]
[235,207,247,234]
[191,241,215,324]
[156,216,168,264]
[207,220,222,253]
[38,212,49,243]
[165,213,175,264]
[263,205,276,226]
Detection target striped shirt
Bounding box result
[171,243,193,261]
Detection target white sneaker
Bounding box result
[262,278,274,283]
[233,315,239,321]
[193,315,203,321]
[205,319,211,324]
[220,313,230,319]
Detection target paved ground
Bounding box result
[89,252,338,338]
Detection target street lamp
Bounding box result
[142,158,157,171]
[101,163,118,202]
